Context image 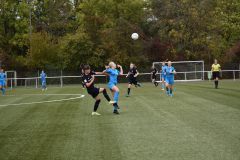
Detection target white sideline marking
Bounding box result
[3,94,82,97]
[0,95,85,107]
[23,94,83,96]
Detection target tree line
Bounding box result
[0,0,239,71]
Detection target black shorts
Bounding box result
[128,78,138,85]
[152,75,156,79]
[87,87,100,98]
[212,72,220,79]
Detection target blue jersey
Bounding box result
[162,65,167,74]
[106,68,120,85]
[0,72,6,81]
[40,73,47,82]
[165,66,175,79]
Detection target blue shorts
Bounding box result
[42,81,46,86]
[0,81,5,87]
[108,82,117,90]
[162,74,166,80]
[165,77,174,85]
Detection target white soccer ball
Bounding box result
[131,33,139,40]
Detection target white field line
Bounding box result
[0,94,85,107]
[3,94,83,97]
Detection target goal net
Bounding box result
[152,61,205,82]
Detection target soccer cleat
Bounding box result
[113,110,120,115]
[125,95,130,97]
[91,112,101,116]
[169,94,173,97]
[161,88,165,91]
[109,101,116,104]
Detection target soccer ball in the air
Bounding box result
[131,33,139,40]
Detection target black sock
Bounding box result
[170,89,172,94]
[214,81,217,88]
[103,89,111,101]
[154,82,158,87]
[128,88,130,95]
[166,87,169,92]
[216,81,219,88]
[94,100,101,112]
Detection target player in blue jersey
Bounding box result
[40,70,47,91]
[0,68,6,96]
[161,62,167,90]
[103,62,123,115]
[165,61,176,97]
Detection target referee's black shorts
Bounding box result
[87,87,100,98]
[212,71,220,79]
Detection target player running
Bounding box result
[151,66,158,87]
[0,68,6,96]
[82,65,115,116]
[103,62,123,114]
[165,61,176,97]
[161,62,167,90]
[40,70,47,91]
[126,63,141,97]
[211,59,221,89]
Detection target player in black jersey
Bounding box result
[151,66,159,87]
[80,64,85,89]
[82,65,115,116]
[126,63,141,97]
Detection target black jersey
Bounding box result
[152,68,157,76]
[82,71,96,92]
[128,67,138,79]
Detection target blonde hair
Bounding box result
[109,61,116,68]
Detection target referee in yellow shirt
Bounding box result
[211,59,221,89]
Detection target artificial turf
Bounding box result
[0,80,240,160]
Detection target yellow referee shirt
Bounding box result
[212,64,221,72]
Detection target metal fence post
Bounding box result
[36,78,38,88]
[10,79,13,90]
[60,70,63,88]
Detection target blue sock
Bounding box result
[114,91,119,103]
[162,84,164,89]
[2,88,5,95]
[170,89,172,94]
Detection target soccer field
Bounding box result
[0,80,240,160]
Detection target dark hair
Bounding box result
[83,64,90,70]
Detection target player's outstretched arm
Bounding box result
[117,65,123,75]
[95,72,104,75]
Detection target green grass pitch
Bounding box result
[0,80,240,160]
